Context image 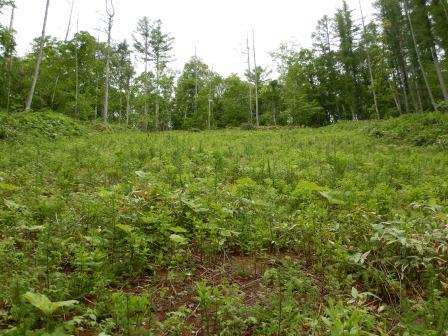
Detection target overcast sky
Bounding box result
[3,0,374,76]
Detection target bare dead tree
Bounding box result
[246,35,253,124]
[208,65,213,130]
[252,29,259,127]
[194,46,198,116]
[25,0,50,112]
[102,0,115,123]
[75,12,79,118]
[51,0,74,109]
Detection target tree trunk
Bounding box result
[208,68,212,130]
[440,0,448,21]
[393,93,402,115]
[411,78,424,112]
[102,1,114,123]
[94,35,100,119]
[252,30,259,127]
[75,14,79,118]
[25,0,50,112]
[6,5,15,113]
[155,57,160,130]
[51,0,74,109]
[246,36,253,124]
[398,69,410,114]
[143,35,148,124]
[405,0,438,112]
[125,53,131,126]
[432,47,448,102]
[194,46,198,117]
[359,0,380,119]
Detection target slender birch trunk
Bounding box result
[252,30,259,127]
[208,67,212,130]
[51,0,74,109]
[194,46,198,117]
[143,35,148,124]
[246,36,253,124]
[94,35,100,119]
[404,0,438,112]
[155,57,160,130]
[75,14,79,118]
[25,0,50,112]
[359,0,380,119]
[102,0,115,123]
[6,5,15,113]
[431,47,448,102]
[125,53,132,126]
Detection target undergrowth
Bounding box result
[0,112,447,335]
[0,111,88,142]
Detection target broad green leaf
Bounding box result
[169,226,188,233]
[351,287,359,298]
[236,177,257,187]
[318,191,346,205]
[296,181,327,191]
[97,190,115,199]
[0,182,18,192]
[23,292,78,316]
[194,207,209,213]
[169,234,188,244]
[20,225,45,232]
[84,235,105,246]
[135,170,147,178]
[4,199,26,210]
[115,224,134,233]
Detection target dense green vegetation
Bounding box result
[0,0,447,128]
[0,111,88,141]
[0,112,447,335]
[1,0,448,334]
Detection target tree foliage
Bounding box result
[0,0,447,127]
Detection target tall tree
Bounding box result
[102,0,114,123]
[148,19,174,130]
[312,15,340,120]
[246,36,253,124]
[412,0,448,102]
[359,0,380,119]
[375,0,411,113]
[4,2,15,112]
[252,30,260,127]
[50,0,74,109]
[335,0,362,120]
[24,0,50,112]
[133,17,151,120]
[175,57,210,129]
[404,0,438,111]
[111,40,134,123]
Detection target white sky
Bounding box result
[2,0,374,77]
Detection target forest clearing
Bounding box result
[1,0,448,334]
[1,112,447,335]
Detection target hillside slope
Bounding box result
[1,113,447,335]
